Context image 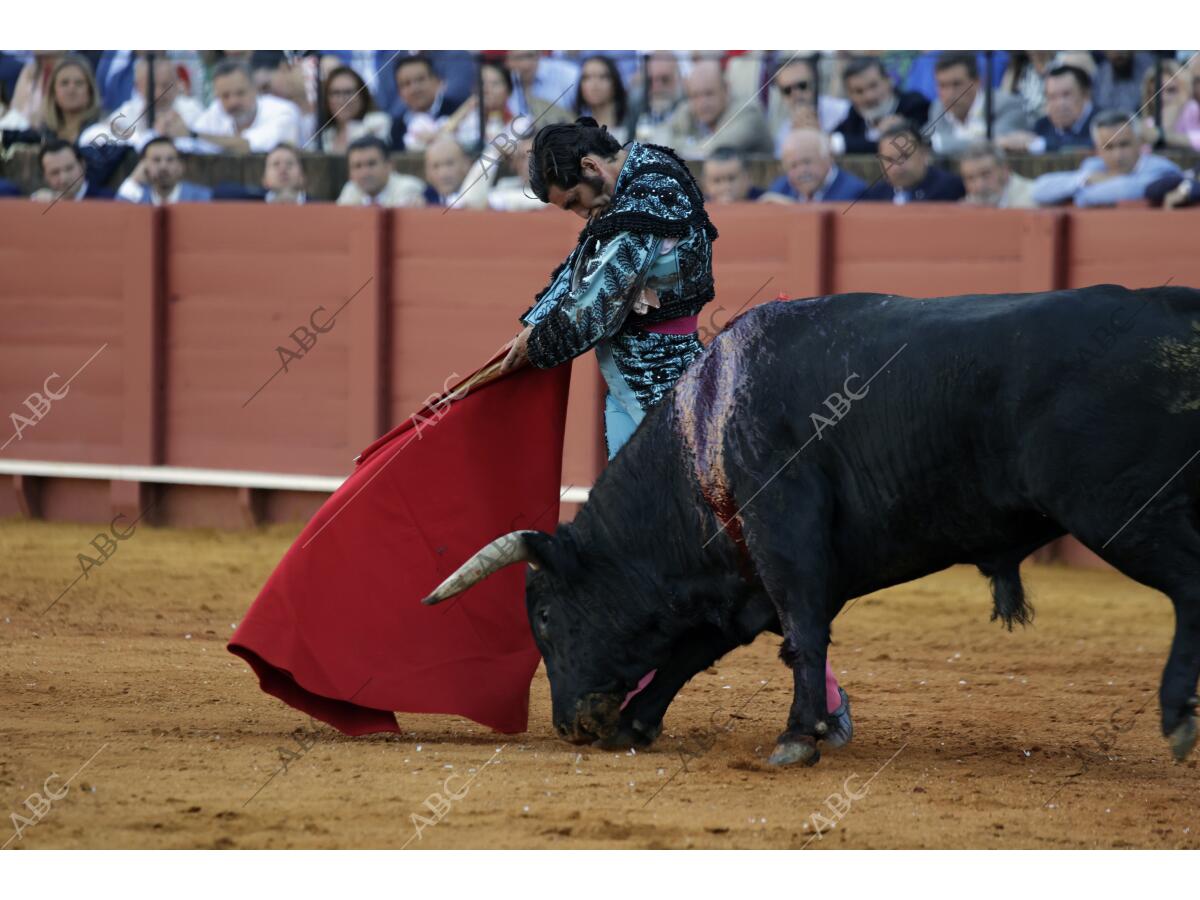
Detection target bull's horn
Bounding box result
[421,531,538,605]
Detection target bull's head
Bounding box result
[421,528,670,745]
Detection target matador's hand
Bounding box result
[500,325,534,374]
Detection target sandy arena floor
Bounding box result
[0,516,1196,849]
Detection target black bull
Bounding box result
[425,284,1200,767]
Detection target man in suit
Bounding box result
[30,140,115,202]
[928,52,1029,157]
[901,50,1009,103]
[1147,167,1200,209]
[701,147,765,202]
[211,142,309,203]
[832,56,930,155]
[867,122,965,204]
[422,135,471,206]
[116,136,213,204]
[998,65,1096,155]
[661,59,774,159]
[761,128,868,202]
[390,55,469,151]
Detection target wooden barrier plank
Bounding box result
[833,207,1048,297]
[1067,209,1200,289]
[162,204,377,476]
[0,202,143,464]
[346,208,388,452]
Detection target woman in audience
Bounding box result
[3,54,124,189]
[446,59,516,148]
[39,54,104,143]
[446,59,571,149]
[574,55,631,143]
[318,65,391,154]
[1138,60,1200,151]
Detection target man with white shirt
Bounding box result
[186,60,301,154]
[80,56,204,151]
[927,52,1028,157]
[336,135,424,207]
[116,136,213,205]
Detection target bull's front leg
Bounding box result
[770,612,831,766]
[597,625,742,750]
[737,466,837,767]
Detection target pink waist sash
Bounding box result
[639,314,699,335]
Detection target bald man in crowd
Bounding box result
[760,128,868,203]
[661,58,773,159]
[422,135,472,206]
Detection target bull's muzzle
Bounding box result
[555,692,623,745]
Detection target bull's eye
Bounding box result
[536,606,551,639]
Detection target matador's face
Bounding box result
[545,155,620,221]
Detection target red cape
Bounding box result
[229,357,571,735]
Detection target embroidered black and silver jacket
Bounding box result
[520,141,719,410]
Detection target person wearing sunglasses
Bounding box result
[769,57,849,156]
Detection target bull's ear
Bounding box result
[522,527,580,578]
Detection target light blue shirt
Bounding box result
[1032,153,1181,207]
[508,57,579,117]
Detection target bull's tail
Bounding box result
[980,562,1034,631]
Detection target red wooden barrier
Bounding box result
[1,198,1196,570]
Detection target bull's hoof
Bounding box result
[768,735,820,767]
[594,718,662,751]
[1166,714,1197,762]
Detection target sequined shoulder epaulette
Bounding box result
[585,142,719,243]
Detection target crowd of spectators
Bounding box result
[1,49,1197,210]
